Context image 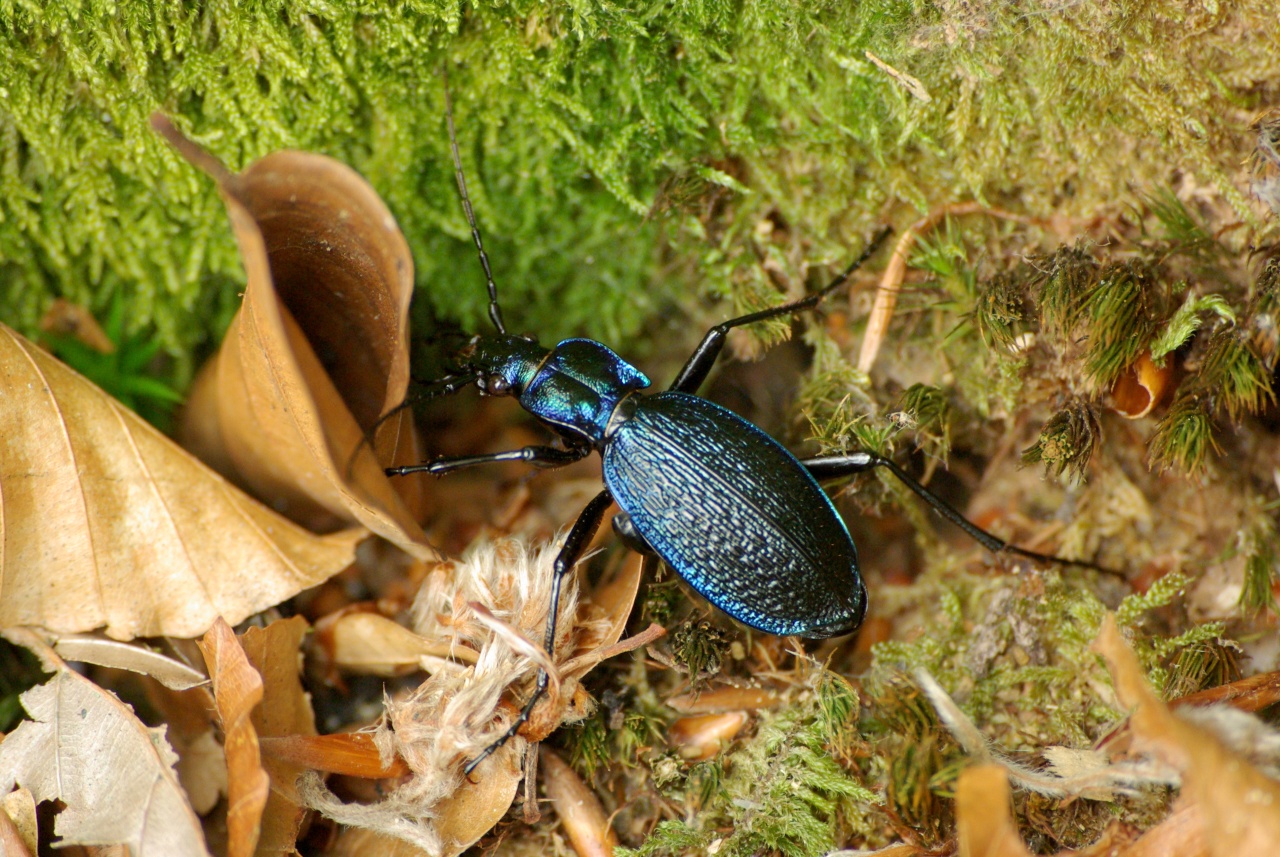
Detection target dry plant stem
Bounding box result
[857,203,1035,374]
[916,669,1178,797]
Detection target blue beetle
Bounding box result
[387,93,1096,772]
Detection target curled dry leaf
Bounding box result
[321,608,480,677]
[301,541,648,853]
[0,323,363,640]
[956,765,1033,857]
[541,747,618,857]
[1110,351,1174,418]
[52,633,209,690]
[238,616,318,853]
[1092,614,1280,857]
[0,638,211,857]
[259,733,408,779]
[154,116,431,557]
[0,788,37,857]
[199,617,270,857]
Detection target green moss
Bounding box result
[621,674,875,857]
[5,1,1275,378]
[1022,399,1100,482]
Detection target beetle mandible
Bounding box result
[388,87,1096,773]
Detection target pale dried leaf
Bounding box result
[53,634,208,690]
[0,323,364,640]
[0,668,210,856]
[199,617,270,857]
[157,118,432,556]
[141,681,224,814]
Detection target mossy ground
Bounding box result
[4,2,1280,855]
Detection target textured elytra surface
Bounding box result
[603,392,863,637]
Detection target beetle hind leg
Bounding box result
[802,452,1118,575]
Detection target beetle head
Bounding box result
[462,333,547,398]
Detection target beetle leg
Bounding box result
[386,443,590,477]
[668,228,890,394]
[464,489,614,775]
[802,452,1116,573]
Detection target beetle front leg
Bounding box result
[385,443,590,477]
[464,489,614,775]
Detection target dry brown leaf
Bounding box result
[0,650,211,856]
[857,204,1033,374]
[1170,668,1280,712]
[667,685,784,714]
[668,711,750,761]
[432,742,522,854]
[238,616,316,855]
[1115,802,1206,857]
[540,747,618,857]
[199,617,270,857]
[38,299,115,354]
[0,787,37,856]
[324,610,479,676]
[259,733,408,779]
[142,680,225,815]
[1092,615,1280,857]
[0,808,34,857]
[0,322,364,640]
[956,765,1034,857]
[154,117,432,556]
[327,828,436,857]
[52,633,209,690]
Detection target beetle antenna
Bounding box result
[443,68,507,335]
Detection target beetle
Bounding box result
[388,91,1101,773]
